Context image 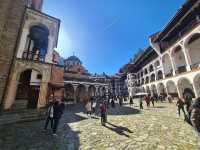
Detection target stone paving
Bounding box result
[0,100,200,150]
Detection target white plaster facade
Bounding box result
[127,24,200,99]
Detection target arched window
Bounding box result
[149,65,154,72]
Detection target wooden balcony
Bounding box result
[22,51,45,62]
[191,62,200,70]
[175,66,187,74]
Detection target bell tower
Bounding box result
[27,0,43,11]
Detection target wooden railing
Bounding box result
[175,66,187,74]
[22,51,45,62]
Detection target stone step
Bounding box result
[12,100,28,111]
[0,108,46,126]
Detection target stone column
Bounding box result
[169,53,176,76]
[17,28,29,58]
[45,37,54,63]
[160,58,166,79]
[192,82,198,99]
[181,44,191,71]
[4,80,18,110]
[37,82,48,108]
[73,85,77,103]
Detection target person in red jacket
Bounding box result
[100,100,107,125]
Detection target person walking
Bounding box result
[52,101,63,136]
[130,96,133,106]
[189,98,200,134]
[167,95,172,103]
[111,98,115,108]
[85,100,92,117]
[176,97,186,119]
[44,101,54,131]
[139,96,143,109]
[151,96,155,107]
[145,96,150,107]
[60,98,65,114]
[92,99,97,115]
[185,95,193,113]
[100,100,107,125]
[119,96,123,106]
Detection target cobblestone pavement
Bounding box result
[0,100,200,150]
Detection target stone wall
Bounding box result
[0,0,26,105]
[50,65,64,100]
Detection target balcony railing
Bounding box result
[22,51,45,62]
[191,62,200,70]
[157,76,163,80]
[165,71,173,78]
[175,65,187,74]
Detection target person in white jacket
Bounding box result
[85,101,92,116]
[44,102,54,130]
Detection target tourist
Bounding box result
[52,101,63,136]
[139,96,143,109]
[185,95,193,113]
[111,98,115,108]
[119,96,123,106]
[92,99,97,115]
[151,96,155,107]
[145,96,150,107]
[85,100,92,117]
[167,95,172,103]
[44,101,54,131]
[159,95,163,102]
[189,98,200,134]
[176,97,186,119]
[60,98,65,114]
[155,94,158,103]
[129,96,133,106]
[100,100,107,125]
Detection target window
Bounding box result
[37,74,42,79]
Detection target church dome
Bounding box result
[65,56,81,63]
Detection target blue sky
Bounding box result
[43,0,185,75]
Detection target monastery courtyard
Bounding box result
[0,100,199,150]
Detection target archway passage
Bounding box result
[157,83,166,96]
[145,76,149,84]
[157,70,163,80]
[88,85,96,97]
[178,78,195,98]
[187,33,200,69]
[142,87,145,93]
[15,69,42,110]
[101,87,106,97]
[171,46,187,74]
[150,74,155,82]
[194,74,200,97]
[162,54,173,77]
[149,65,154,72]
[166,81,178,97]
[65,84,74,102]
[151,84,157,96]
[146,86,150,95]
[76,85,87,102]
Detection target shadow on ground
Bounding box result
[0,104,88,150]
[0,120,80,150]
[107,103,141,116]
[104,122,133,138]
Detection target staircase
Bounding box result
[0,100,46,126]
[11,99,28,112]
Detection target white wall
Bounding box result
[30,70,42,86]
